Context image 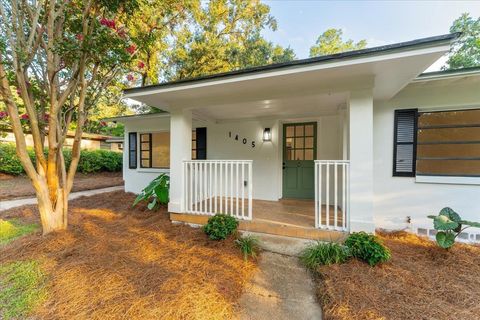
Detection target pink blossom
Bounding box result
[126,74,134,81]
[43,113,49,121]
[0,111,8,119]
[126,44,136,55]
[100,18,116,29]
[76,34,84,41]
[100,121,107,127]
[20,114,29,120]
[137,61,145,69]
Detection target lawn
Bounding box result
[0,191,256,319]
[0,172,124,200]
[314,231,480,320]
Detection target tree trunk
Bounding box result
[36,186,68,234]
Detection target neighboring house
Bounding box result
[1,130,123,152]
[110,33,480,241]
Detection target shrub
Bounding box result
[203,214,238,240]
[428,207,480,249]
[345,232,391,266]
[235,235,260,260]
[0,143,122,175]
[300,241,351,269]
[133,173,169,210]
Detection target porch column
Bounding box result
[348,90,375,233]
[168,108,192,213]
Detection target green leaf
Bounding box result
[433,214,460,231]
[147,197,157,210]
[132,193,145,207]
[436,231,455,249]
[461,220,480,228]
[439,207,461,222]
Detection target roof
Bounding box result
[416,66,480,81]
[124,33,459,96]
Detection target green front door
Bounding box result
[282,122,317,199]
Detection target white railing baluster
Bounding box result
[248,162,252,220]
[241,163,245,219]
[314,160,350,231]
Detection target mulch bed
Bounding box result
[0,191,256,319]
[0,172,124,201]
[315,231,480,320]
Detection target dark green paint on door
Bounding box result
[282,122,317,199]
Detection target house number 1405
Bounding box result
[228,131,255,148]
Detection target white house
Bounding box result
[109,33,480,241]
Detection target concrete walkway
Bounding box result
[0,186,124,211]
[239,251,322,320]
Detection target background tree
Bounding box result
[162,0,294,81]
[0,0,138,234]
[309,28,367,57]
[444,13,480,70]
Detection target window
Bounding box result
[285,123,316,161]
[128,132,137,169]
[393,109,418,176]
[416,109,480,177]
[192,127,207,160]
[139,132,170,168]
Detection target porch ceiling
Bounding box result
[125,35,453,114]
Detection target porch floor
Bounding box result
[253,199,343,229]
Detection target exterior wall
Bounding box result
[121,114,342,200]
[373,76,480,231]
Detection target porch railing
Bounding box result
[314,160,350,231]
[183,160,253,220]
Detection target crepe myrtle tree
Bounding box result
[0,0,139,234]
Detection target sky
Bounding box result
[261,0,480,71]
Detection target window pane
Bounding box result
[305,149,314,160]
[295,125,304,137]
[295,150,304,160]
[305,137,314,148]
[192,150,196,159]
[141,151,149,158]
[141,134,150,142]
[286,137,294,149]
[286,149,294,160]
[192,140,196,149]
[192,130,196,140]
[305,125,314,136]
[151,132,170,168]
[286,126,294,137]
[141,159,150,167]
[295,137,304,149]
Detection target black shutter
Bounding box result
[393,109,418,177]
[196,127,207,160]
[128,132,137,169]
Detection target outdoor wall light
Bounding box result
[263,128,272,142]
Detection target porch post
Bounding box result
[168,108,192,213]
[348,90,375,233]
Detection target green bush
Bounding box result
[344,232,391,266]
[0,143,122,175]
[300,241,351,269]
[235,235,260,260]
[203,214,238,240]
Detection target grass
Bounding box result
[0,260,47,320]
[0,219,38,245]
[300,241,351,269]
[235,235,260,260]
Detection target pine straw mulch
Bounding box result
[0,191,257,320]
[315,230,480,320]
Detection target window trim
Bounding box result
[128,132,137,169]
[393,108,418,177]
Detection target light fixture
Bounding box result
[263,128,272,142]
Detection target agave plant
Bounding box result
[427,207,480,249]
[133,173,170,210]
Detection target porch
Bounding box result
[172,159,349,240]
